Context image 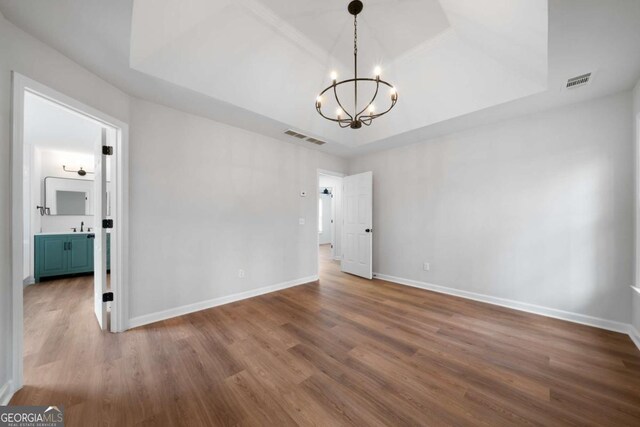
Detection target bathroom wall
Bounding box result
[35,148,96,233]
[21,148,97,281]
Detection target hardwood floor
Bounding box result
[11,246,640,426]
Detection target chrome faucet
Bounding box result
[80,221,84,232]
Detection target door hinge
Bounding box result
[102,145,114,155]
[102,292,114,302]
[102,219,113,229]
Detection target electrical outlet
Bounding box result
[423,262,430,271]
[238,269,245,278]
[299,218,305,225]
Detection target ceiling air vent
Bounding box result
[284,129,307,139]
[566,73,592,89]
[284,129,326,145]
[306,138,326,146]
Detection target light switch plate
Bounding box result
[299,218,305,225]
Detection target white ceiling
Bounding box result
[128,0,547,146]
[24,92,101,154]
[1,0,640,157]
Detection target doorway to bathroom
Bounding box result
[11,73,129,392]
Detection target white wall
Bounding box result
[128,99,347,321]
[350,92,635,324]
[632,79,640,334]
[0,12,130,401]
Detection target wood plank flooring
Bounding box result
[10,245,640,426]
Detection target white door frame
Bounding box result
[317,169,345,275]
[636,112,640,289]
[10,72,130,391]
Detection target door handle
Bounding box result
[87,234,95,239]
[365,228,372,233]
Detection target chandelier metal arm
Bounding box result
[315,102,352,126]
[359,95,398,123]
[315,105,351,125]
[316,78,397,125]
[314,0,398,129]
[355,78,380,119]
[333,83,354,121]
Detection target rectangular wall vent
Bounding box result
[566,73,592,89]
[306,138,326,145]
[284,129,307,139]
[284,129,326,145]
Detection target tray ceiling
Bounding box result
[129,0,548,147]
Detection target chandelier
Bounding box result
[315,0,398,129]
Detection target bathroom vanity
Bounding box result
[34,233,110,282]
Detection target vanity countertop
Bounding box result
[36,231,107,236]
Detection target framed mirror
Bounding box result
[44,176,93,216]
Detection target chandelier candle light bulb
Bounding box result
[315,0,398,129]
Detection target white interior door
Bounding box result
[94,128,108,330]
[341,171,373,279]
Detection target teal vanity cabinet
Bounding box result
[67,234,93,274]
[34,233,110,282]
[34,235,68,280]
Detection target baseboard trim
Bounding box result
[0,380,14,406]
[374,273,631,334]
[128,275,319,329]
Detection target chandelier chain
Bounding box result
[354,14,358,115]
[354,15,358,57]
